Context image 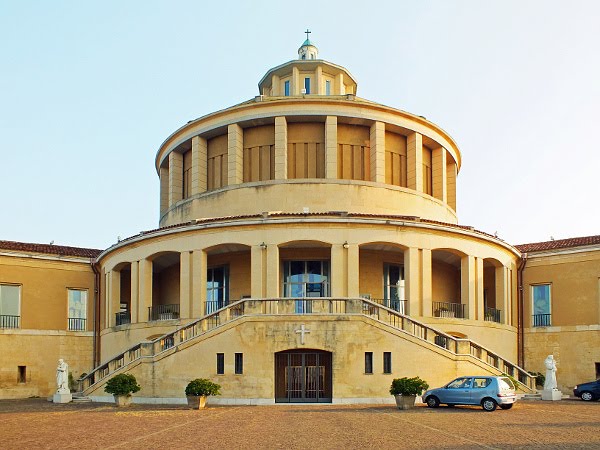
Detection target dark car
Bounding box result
[573,380,600,401]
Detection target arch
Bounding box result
[482,258,504,321]
[431,249,464,317]
[359,241,408,252]
[204,243,251,256]
[359,242,407,311]
[278,240,332,249]
[150,251,181,321]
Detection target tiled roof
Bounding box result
[516,235,600,253]
[0,240,102,259]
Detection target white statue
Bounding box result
[56,359,69,393]
[543,355,557,390]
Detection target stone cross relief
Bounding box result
[295,324,311,345]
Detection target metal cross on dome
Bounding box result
[305,29,311,40]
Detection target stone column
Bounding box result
[266,245,279,298]
[330,244,345,297]
[325,116,338,179]
[432,147,447,203]
[347,243,360,298]
[130,261,139,323]
[191,135,207,196]
[421,249,432,317]
[138,258,153,322]
[404,247,421,316]
[461,255,476,320]
[159,167,169,216]
[180,252,191,319]
[407,132,423,191]
[168,152,183,206]
[251,245,267,298]
[191,250,206,317]
[496,265,508,324]
[370,121,385,183]
[476,257,484,320]
[228,124,243,185]
[274,116,288,180]
[447,160,457,211]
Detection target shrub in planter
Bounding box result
[389,377,429,410]
[104,373,141,406]
[185,378,221,409]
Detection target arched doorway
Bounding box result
[275,349,332,403]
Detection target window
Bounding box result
[183,150,192,199]
[18,366,26,383]
[325,80,331,95]
[207,266,229,314]
[383,352,392,374]
[532,284,551,327]
[217,353,224,375]
[473,377,492,389]
[284,80,290,96]
[235,353,243,374]
[365,352,373,374]
[0,284,20,329]
[283,261,330,313]
[384,264,405,313]
[68,289,87,331]
[304,77,310,94]
[447,377,471,389]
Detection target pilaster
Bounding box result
[227,124,243,185]
[130,261,139,323]
[432,147,447,202]
[159,167,169,216]
[447,160,457,211]
[476,257,484,320]
[274,116,288,180]
[325,116,338,179]
[407,132,423,191]
[330,244,345,297]
[266,245,279,298]
[405,247,421,316]
[168,152,183,206]
[347,243,359,298]
[497,265,508,324]
[180,252,191,319]
[251,245,267,298]
[191,250,206,317]
[421,249,432,317]
[138,258,153,322]
[292,66,300,95]
[370,121,385,183]
[315,66,323,94]
[336,73,344,94]
[191,135,207,195]
[271,74,280,96]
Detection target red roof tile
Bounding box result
[516,235,600,253]
[0,240,102,259]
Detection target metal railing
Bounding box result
[205,300,229,315]
[0,315,20,329]
[433,301,466,319]
[371,298,408,314]
[148,304,180,321]
[484,307,502,323]
[115,311,131,326]
[68,318,86,331]
[78,297,536,394]
[532,314,551,327]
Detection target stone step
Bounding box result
[72,397,92,403]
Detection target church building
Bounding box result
[1,38,598,403]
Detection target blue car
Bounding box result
[422,376,517,411]
[573,380,600,401]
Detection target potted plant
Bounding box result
[104,373,141,407]
[185,378,221,409]
[390,376,429,410]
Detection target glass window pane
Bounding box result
[68,289,87,319]
[0,285,20,315]
[533,285,551,315]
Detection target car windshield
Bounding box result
[498,377,515,390]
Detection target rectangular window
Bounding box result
[304,77,310,94]
[182,150,192,199]
[206,266,229,314]
[384,264,405,313]
[217,353,225,375]
[383,352,392,374]
[532,284,551,327]
[325,80,331,95]
[284,80,290,96]
[18,366,26,383]
[365,352,373,374]
[0,284,21,329]
[235,353,243,374]
[68,289,87,331]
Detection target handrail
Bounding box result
[78,297,535,393]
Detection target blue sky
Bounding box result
[1,0,599,249]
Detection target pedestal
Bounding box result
[53,391,72,403]
[541,389,562,401]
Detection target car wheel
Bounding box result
[580,391,595,402]
[426,396,440,408]
[500,404,513,410]
[481,398,497,411]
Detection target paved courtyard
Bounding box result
[0,398,598,449]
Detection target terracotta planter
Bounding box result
[187,395,207,409]
[114,394,132,407]
[394,394,416,410]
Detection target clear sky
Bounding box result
[1,0,599,250]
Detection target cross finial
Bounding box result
[305,29,311,40]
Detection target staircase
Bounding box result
[78,298,536,394]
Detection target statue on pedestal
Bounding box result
[543,355,557,390]
[56,359,69,393]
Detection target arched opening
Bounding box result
[359,242,407,313]
[113,262,132,325]
[205,244,251,314]
[150,252,180,321]
[431,249,465,318]
[483,258,503,323]
[275,349,332,403]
